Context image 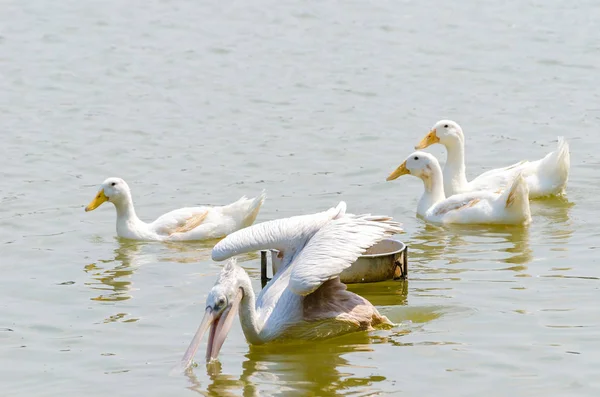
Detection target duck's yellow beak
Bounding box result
[386,160,410,181]
[415,129,440,149]
[85,189,108,212]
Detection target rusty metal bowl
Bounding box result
[260,238,407,287]
[339,239,407,283]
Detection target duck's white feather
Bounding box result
[388,151,531,225]
[466,138,569,198]
[474,159,528,181]
[419,120,569,198]
[157,193,266,241]
[426,173,530,224]
[86,177,266,241]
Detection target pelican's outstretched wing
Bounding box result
[288,214,403,296]
[212,202,346,262]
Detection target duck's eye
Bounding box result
[444,124,449,128]
[414,156,419,160]
[111,182,116,186]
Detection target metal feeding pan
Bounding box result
[260,238,408,288]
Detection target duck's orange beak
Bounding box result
[386,160,410,181]
[85,189,108,212]
[174,290,243,373]
[415,129,440,149]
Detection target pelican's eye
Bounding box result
[215,297,226,310]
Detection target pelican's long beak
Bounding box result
[175,290,243,373]
[85,189,108,212]
[386,160,410,181]
[415,129,440,149]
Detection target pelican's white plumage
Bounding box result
[176,202,402,371]
[415,120,570,198]
[85,177,266,241]
[211,202,347,262]
[387,152,532,225]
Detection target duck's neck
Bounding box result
[417,166,446,216]
[443,139,469,195]
[113,196,146,238]
[237,278,262,345]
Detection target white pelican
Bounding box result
[85,177,266,241]
[415,120,570,198]
[175,202,402,371]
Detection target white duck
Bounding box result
[175,202,402,371]
[386,152,532,225]
[85,177,266,241]
[415,120,570,198]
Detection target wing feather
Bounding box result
[169,211,208,234]
[211,202,347,262]
[475,160,528,180]
[429,190,501,217]
[469,160,532,191]
[432,197,481,216]
[151,207,210,236]
[288,215,403,296]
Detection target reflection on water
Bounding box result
[408,222,533,269]
[532,195,574,224]
[160,240,219,264]
[183,306,449,396]
[347,279,409,308]
[186,336,385,397]
[404,198,575,285]
[84,240,148,303]
[83,240,150,324]
[84,239,218,324]
[243,338,384,397]
[531,197,575,251]
[84,239,218,303]
[371,305,463,348]
[408,223,464,265]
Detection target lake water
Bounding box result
[2,0,600,395]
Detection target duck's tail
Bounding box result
[240,189,267,227]
[501,171,531,223]
[536,136,570,195]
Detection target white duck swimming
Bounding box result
[85,177,266,241]
[415,120,570,198]
[386,152,532,225]
[175,202,402,371]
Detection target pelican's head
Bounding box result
[415,120,463,149]
[177,259,248,371]
[85,177,131,212]
[386,151,440,181]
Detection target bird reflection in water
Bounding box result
[184,335,386,397]
[181,304,448,396]
[408,223,461,265]
[531,196,574,249]
[84,239,215,323]
[532,196,575,279]
[159,239,223,264]
[407,222,533,271]
[346,278,409,308]
[84,240,147,303]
